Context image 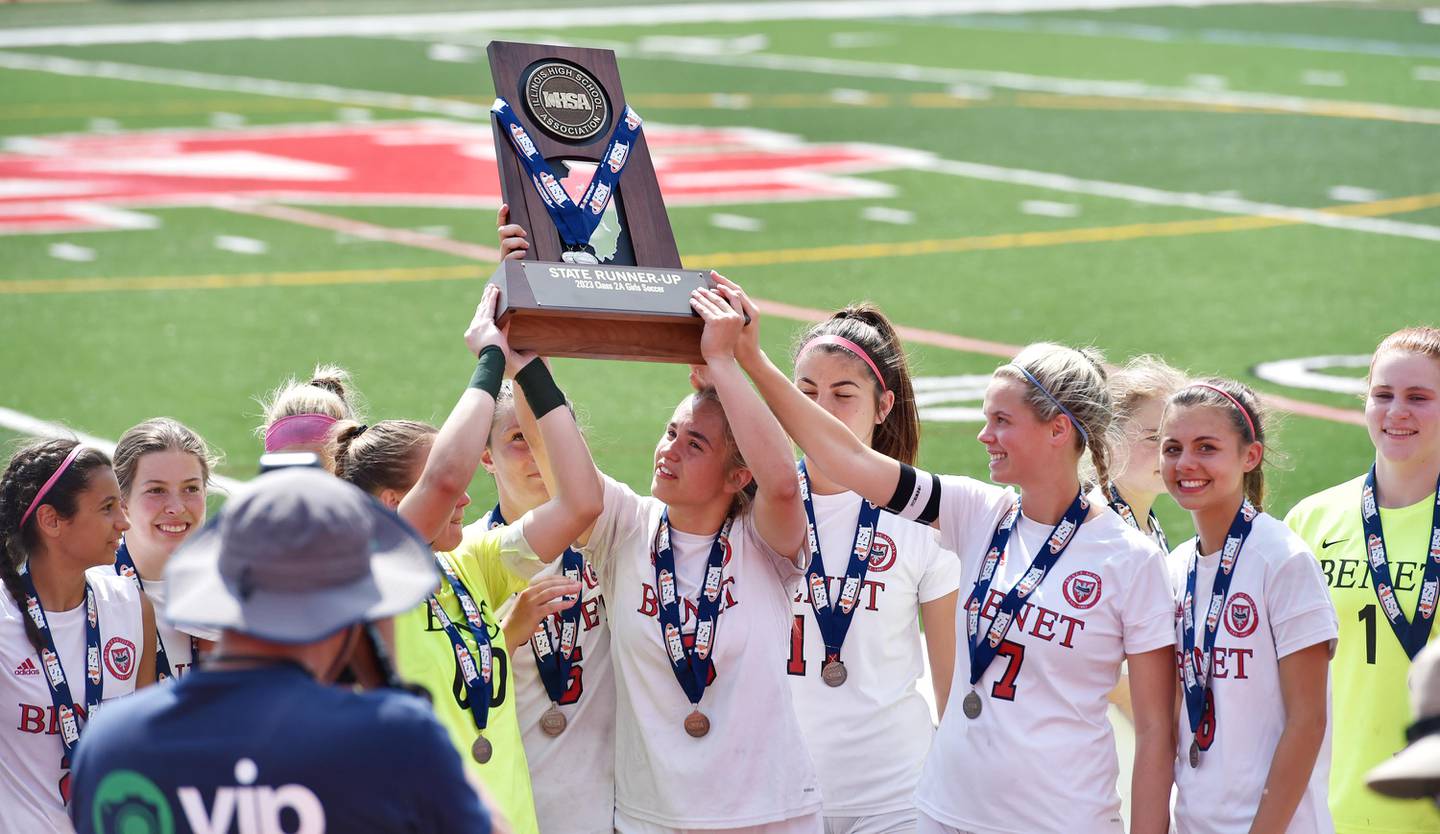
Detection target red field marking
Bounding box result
[0,121,921,234]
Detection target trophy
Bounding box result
[486,41,716,363]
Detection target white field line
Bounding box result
[0,407,245,494]
[6,38,1436,132]
[48,243,95,262]
[616,46,1440,125]
[0,51,492,120]
[923,14,1440,59]
[2,48,1436,244]
[0,0,1335,48]
[919,157,1440,243]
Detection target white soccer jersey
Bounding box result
[1,567,143,833]
[553,475,822,829]
[1169,512,1338,834]
[489,509,616,834]
[913,475,1176,834]
[790,486,961,817]
[131,576,215,679]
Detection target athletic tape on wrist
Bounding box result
[515,359,567,419]
[469,346,506,399]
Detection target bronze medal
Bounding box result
[684,710,710,738]
[962,690,983,720]
[471,735,493,764]
[821,660,848,687]
[540,705,568,737]
[1188,740,1200,769]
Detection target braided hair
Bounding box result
[0,439,113,653]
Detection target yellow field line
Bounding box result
[691,214,1289,269]
[1326,192,1440,217]
[689,192,1440,268]
[0,265,484,295]
[5,191,1436,296]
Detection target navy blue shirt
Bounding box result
[69,663,492,834]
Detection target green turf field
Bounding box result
[2,0,1437,541]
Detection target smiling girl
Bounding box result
[111,419,220,681]
[784,306,960,834]
[709,275,1176,834]
[1161,380,1336,833]
[503,281,823,834]
[1286,326,1440,834]
[1,439,156,831]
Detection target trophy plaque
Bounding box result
[487,41,714,363]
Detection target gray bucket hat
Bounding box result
[1368,640,1440,799]
[165,467,438,644]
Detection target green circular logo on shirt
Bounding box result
[92,770,174,834]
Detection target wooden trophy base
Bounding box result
[489,259,714,363]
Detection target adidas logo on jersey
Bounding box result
[13,658,40,677]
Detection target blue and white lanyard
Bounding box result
[114,540,195,682]
[653,509,731,705]
[1180,499,1258,735]
[487,505,585,705]
[430,558,495,732]
[964,491,1089,687]
[1360,465,1440,660]
[18,564,102,768]
[491,98,643,259]
[798,460,881,665]
[1107,483,1168,552]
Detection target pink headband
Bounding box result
[1190,384,1257,440]
[798,335,888,393]
[264,413,338,452]
[19,445,84,528]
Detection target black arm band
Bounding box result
[514,358,567,419]
[468,346,506,399]
[885,463,942,525]
[1406,715,1440,743]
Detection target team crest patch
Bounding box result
[867,532,897,572]
[1224,593,1259,638]
[104,637,137,680]
[1061,570,1102,610]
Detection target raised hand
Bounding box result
[501,574,585,651]
[497,204,530,261]
[503,334,541,379]
[709,273,761,365]
[464,284,507,357]
[690,285,745,363]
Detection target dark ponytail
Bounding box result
[1,438,113,653]
[793,303,920,465]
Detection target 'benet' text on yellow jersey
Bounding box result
[395,525,535,834]
[1286,474,1440,834]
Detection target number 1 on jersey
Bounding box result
[1359,603,1377,665]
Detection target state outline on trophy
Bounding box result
[487,40,721,364]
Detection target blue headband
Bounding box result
[1009,364,1090,447]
